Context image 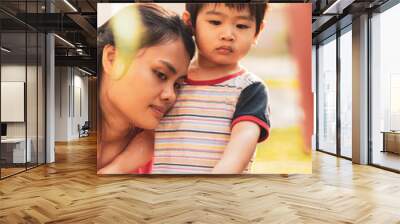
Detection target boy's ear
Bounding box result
[182,10,194,35]
[253,21,266,45]
[102,44,116,76]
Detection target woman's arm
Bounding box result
[211,121,260,174]
[98,130,154,174]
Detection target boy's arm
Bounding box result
[98,130,154,174]
[212,121,260,174]
[212,81,271,174]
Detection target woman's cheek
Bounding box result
[137,72,158,102]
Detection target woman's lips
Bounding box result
[150,105,166,119]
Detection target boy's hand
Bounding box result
[212,121,260,174]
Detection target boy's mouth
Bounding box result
[215,46,233,54]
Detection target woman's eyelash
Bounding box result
[174,82,182,90]
[174,78,187,90]
[153,70,167,80]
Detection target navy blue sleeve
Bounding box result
[231,82,271,142]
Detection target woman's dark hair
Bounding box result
[97,4,196,75]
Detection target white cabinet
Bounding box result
[1,138,32,163]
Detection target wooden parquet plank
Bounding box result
[0,135,400,223]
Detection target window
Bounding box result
[339,28,352,158]
[0,1,47,179]
[370,2,400,171]
[317,36,337,154]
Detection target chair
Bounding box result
[79,121,90,138]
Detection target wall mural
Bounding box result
[97,2,312,174]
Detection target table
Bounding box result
[381,131,400,154]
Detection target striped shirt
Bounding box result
[153,70,270,174]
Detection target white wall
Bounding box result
[55,66,69,141]
[1,63,45,163]
[1,65,26,141]
[1,65,36,137]
[55,67,89,141]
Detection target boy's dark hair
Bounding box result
[185,2,268,36]
[98,4,196,74]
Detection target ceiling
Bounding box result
[1,0,97,73]
[311,0,390,43]
[0,0,393,75]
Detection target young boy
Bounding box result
[153,2,271,174]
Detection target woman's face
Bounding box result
[107,38,190,130]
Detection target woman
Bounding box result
[97,4,195,173]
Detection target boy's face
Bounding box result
[193,4,260,66]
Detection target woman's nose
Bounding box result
[160,84,176,103]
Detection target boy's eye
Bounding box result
[208,20,221,26]
[153,70,167,81]
[237,24,250,29]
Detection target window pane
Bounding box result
[340,29,352,158]
[27,31,38,169]
[318,36,337,154]
[1,30,27,177]
[38,32,45,165]
[371,3,400,171]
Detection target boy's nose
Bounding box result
[220,27,235,41]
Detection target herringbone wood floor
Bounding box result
[1,135,400,223]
